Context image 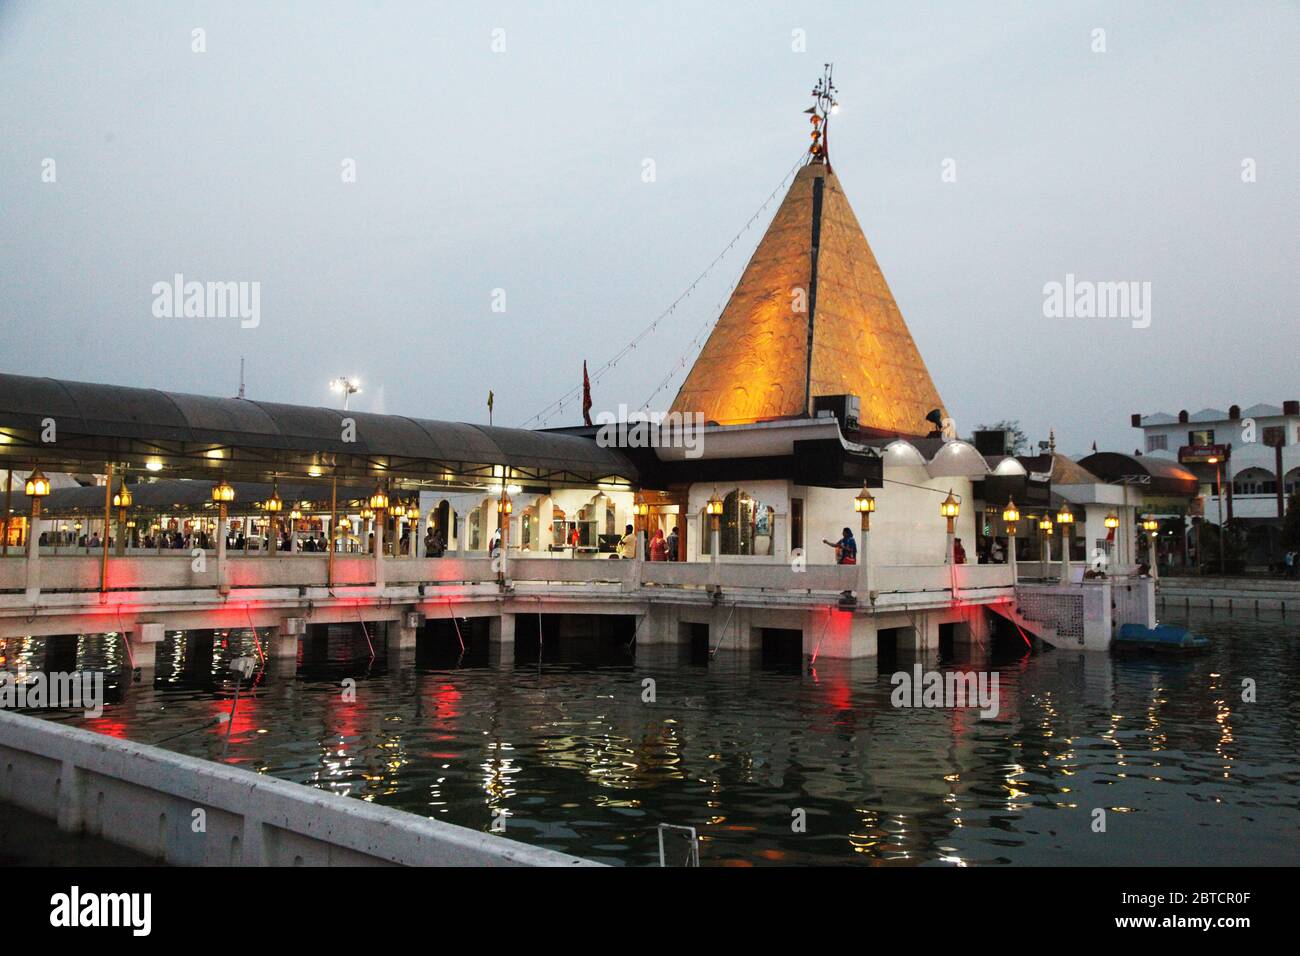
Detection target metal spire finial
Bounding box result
[805,64,839,165]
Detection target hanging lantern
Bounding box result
[1056,503,1075,526]
[263,483,283,512]
[211,479,236,504]
[112,482,133,509]
[24,469,51,498]
[369,484,389,511]
[1002,499,1020,524]
[939,490,960,534]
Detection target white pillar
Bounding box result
[628,526,644,591]
[489,613,515,644]
[127,622,165,670]
[269,625,297,660]
[856,529,871,597]
[216,508,230,594]
[708,518,720,589]
[1059,526,1072,585]
[374,511,385,587]
[390,617,419,650]
[24,508,41,604]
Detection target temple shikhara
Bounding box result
[670,151,947,435]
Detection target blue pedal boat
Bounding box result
[1116,623,1210,652]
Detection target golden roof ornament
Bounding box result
[805,63,839,167]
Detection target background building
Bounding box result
[1132,401,1300,566]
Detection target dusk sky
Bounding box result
[1,0,1296,456]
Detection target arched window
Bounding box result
[1232,467,1276,496]
[700,489,775,556]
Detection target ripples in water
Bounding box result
[5,610,1299,866]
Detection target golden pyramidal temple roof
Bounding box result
[669,161,947,436]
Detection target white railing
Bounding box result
[0,553,1013,606]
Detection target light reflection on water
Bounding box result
[5,610,1300,866]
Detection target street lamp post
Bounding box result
[112,481,133,555]
[263,483,283,555]
[1143,516,1161,588]
[634,500,650,560]
[1056,503,1075,584]
[940,490,960,565]
[496,491,512,583]
[369,482,389,586]
[211,478,235,595]
[23,469,51,600]
[706,491,723,581]
[1208,455,1226,575]
[330,376,361,410]
[407,499,421,559]
[1003,498,1020,583]
[854,485,875,598]
[391,497,407,558]
[1104,512,1120,568]
[1038,515,1053,569]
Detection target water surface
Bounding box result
[6,610,1299,866]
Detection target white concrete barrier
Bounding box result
[0,710,597,867]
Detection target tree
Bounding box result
[1282,490,1300,552]
[972,420,1029,455]
[1202,519,1248,575]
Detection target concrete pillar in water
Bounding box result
[953,609,991,645]
[302,622,331,664]
[388,617,419,651]
[43,634,79,674]
[804,610,878,659]
[182,629,215,678]
[637,603,685,646]
[488,613,515,645]
[386,617,419,668]
[126,622,165,670]
[269,624,298,660]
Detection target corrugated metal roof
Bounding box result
[0,373,636,485]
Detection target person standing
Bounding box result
[616,523,635,559]
[666,525,680,561]
[822,527,857,565]
[650,528,668,561]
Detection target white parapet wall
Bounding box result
[0,711,597,867]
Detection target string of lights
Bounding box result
[638,271,743,412]
[521,151,806,428]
